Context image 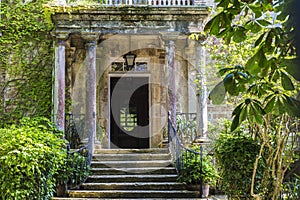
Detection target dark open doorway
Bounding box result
[110,76,149,149]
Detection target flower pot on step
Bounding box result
[202,183,210,198]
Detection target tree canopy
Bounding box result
[208,0,300,129]
[205,0,300,199]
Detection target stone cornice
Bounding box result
[51,6,210,35]
[52,7,209,21]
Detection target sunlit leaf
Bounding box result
[219,67,234,76]
[211,15,221,35]
[231,114,240,131]
[216,27,232,38]
[217,0,229,8]
[223,73,239,96]
[254,32,266,47]
[209,81,226,105]
[233,27,247,43]
[281,72,295,91]
[285,96,300,117]
[256,19,271,27]
[249,5,262,18]
[284,58,300,81]
[232,102,243,117]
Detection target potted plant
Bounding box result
[178,146,219,198]
[201,155,219,197]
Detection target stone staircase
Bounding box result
[53,148,200,199]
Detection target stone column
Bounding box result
[53,33,68,132]
[196,41,208,138]
[82,32,99,157]
[161,32,179,128]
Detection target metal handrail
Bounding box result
[168,114,204,197]
[176,112,197,145]
[64,114,92,190]
[65,143,91,190]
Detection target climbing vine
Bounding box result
[0,0,53,127]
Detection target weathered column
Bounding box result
[196,41,208,138]
[53,33,68,132]
[82,32,99,157]
[161,32,179,128]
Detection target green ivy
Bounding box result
[0,0,53,127]
[0,117,67,200]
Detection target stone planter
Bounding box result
[202,183,210,197]
[186,184,210,198]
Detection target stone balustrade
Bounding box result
[98,0,210,6]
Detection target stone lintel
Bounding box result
[160,32,180,43]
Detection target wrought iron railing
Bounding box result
[64,114,92,190]
[65,113,83,149]
[66,144,91,189]
[97,0,210,6]
[168,114,205,197]
[176,112,197,145]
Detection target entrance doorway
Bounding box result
[110,76,149,149]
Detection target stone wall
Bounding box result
[207,101,233,124]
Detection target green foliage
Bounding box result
[56,150,90,189]
[214,126,264,199]
[178,145,219,186]
[283,174,300,200]
[204,0,299,199]
[206,0,300,130]
[0,0,53,127]
[0,117,67,200]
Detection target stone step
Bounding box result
[86,174,178,183]
[91,160,172,168]
[92,153,171,161]
[81,182,186,190]
[93,148,169,155]
[68,190,199,198]
[52,148,209,199]
[90,167,177,175]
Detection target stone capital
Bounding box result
[51,31,69,43]
[82,32,100,46]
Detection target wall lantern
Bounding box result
[123,52,136,71]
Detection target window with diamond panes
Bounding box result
[120,107,137,132]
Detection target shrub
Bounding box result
[178,145,219,186]
[56,150,90,190]
[283,174,300,200]
[0,117,67,199]
[214,132,265,198]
